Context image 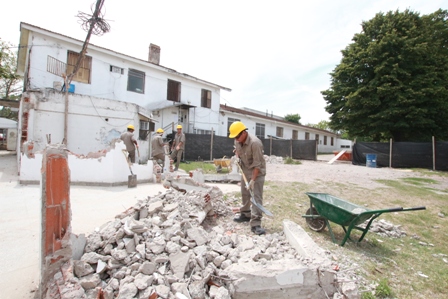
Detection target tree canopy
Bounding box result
[322,9,448,142]
[0,39,22,100]
[284,113,301,124]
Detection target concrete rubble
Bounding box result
[43,176,360,299]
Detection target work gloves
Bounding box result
[247,179,255,191]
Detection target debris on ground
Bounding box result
[43,183,362,299]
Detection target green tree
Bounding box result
[0,39,22,99]
[322,9,448,142]
[284,113,301,124]
[306,120,331,131]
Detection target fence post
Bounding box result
[389,138,393,168]
[290,139,292,158]
[270,136,273,156]
[210,128,214,161]
[432,136,435,171]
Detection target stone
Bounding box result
[117,282,138,299]
[139,261,157,275]
[155,284,171,299]
[187,227,209,246]
[73,260,94,277]
[78,273,101,290]
[170,251,191,279]
[134,273,153,290]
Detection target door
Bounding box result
[7,129,17,151]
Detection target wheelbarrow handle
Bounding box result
[403,206,426,211]
[386,207,404,212]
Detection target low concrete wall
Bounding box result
[19,142,154,185]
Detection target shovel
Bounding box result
[122,150,137,188]
[137,146,141,164]
[236,162,273,217]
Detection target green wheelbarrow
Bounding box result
[302,192,426,246]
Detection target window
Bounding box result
[305,132,310,140]
[167,79,181,102]
[276,127,283,138]
[227,117,240,134]
[292,130,298,140]
[66,51,92,83]
[110,65,124,74]
[255,123,265,139]
[196,129,212,135]
[138,120,154,140]
[331,137,334,146]
[315,134,319,142]
[128,69,145,93]
[201,89,211,108]
[324,136,327,145]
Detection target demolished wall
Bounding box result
[20,141,154,186]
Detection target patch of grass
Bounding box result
[375,278,393,298]
[284,156,301,165]
[179,161,229,174]
[402,177,438,185]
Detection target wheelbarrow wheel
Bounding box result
[305,207,326,232]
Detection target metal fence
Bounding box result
[182,133,317,161]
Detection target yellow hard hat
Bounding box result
[156,128,164,133]
[176,125,182,129]
[228,121,247,138]
[127,125,135,130]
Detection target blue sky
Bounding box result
[2,0,446,124]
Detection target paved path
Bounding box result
[0,151,240,299]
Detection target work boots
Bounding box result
[233,214,250,223]
[251,225,266,235]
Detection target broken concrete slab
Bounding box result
[283,219,330,265]
[224,259,336,299]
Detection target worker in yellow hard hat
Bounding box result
[170,124,186,171]
[229,121,266,235]
[120,124,138,163]
[152,128,166,168]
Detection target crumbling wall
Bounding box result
[20,141,154,186]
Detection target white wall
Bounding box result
[219,110,347,153]
[19,142,154,185]
[24,29,224,136]
[21,90,148,159]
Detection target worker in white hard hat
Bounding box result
[120,124,138,163]
[229,121,266,235]
[152,128,166,167]
[170,124,185,171]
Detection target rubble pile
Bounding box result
[264,155,284,164]
[45,187,329,299]
[366,219,407,238]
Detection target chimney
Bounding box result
[148,43,161,65]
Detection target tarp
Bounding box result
[0,117,17,129]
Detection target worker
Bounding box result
[170,124,186,171]
[152,128,166,167]
[229,121,266,235]
[120,124,138,163]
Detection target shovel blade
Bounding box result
[128,175,137,188]
[249,190,273,217]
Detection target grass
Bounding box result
[179,161,230,174]
[236,170,448,299]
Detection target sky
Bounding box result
[2,0,446,124]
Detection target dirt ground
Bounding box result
[266,158,448,191]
